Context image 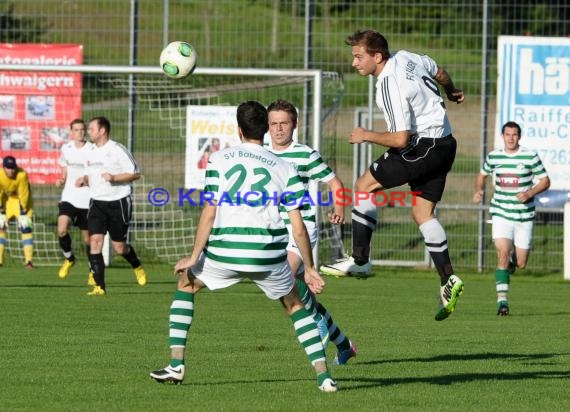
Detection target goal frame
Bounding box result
[0,63,326,266]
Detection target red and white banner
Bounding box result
[0,43,83,184]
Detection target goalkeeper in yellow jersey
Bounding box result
[0,156,34,268]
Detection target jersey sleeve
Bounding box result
[419,54,438,78]
[59,146,68,167]
[307,150,335,183]
[17,172,32,212]
[203,153,220,202]
[115,143,140,174]
[531,151,549,179]
[481,153,493,175]
[280,162,305,213]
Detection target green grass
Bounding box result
[1,263,569,411]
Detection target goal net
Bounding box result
[101,68,346,266]
[0,64,345,267]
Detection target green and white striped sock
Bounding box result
[290,307,326,365]
[318,305,351,351]
[297,278,319,315]
[168,290,194,349]
[495,268,510,303]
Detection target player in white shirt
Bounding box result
[267,99,356,365]
[150,101,337,392]
[473,121,550,316]
[76,116,147,295]
[56,119,95,283]
[320,30,466,321]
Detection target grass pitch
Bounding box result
[1,262,569,411]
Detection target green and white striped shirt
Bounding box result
[204,142,305,271]
[482,146,548,222]
[267,142,336,225]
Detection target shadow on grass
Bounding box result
[148,367,570,389]
[358,352,567,365]
[341,370,570,390]
[0,284,82,289]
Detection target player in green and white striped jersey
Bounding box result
[267,99,356,365]
[473,121,550,316]
[151,101,337,392]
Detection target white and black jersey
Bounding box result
[370,50,457,202]
[85,140,139,201]
[59,140,93,209]
[376,50,452,156]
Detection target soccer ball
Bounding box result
[159,41,197,79]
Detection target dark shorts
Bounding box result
[370,135,457,203]
[87,196,132,242]
[58,201,88,230]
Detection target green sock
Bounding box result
[290,307,326,365]
[297,278,319,315]
[495,268,510,302]
[168,290,194,349]
[317,371,332,386]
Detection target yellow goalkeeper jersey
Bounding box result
[0,167,33,215]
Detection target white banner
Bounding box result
[185,105,298,189]
[496,36,570,190]
[185,106,241,189]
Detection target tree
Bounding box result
[0,1,49,43]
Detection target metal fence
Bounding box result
[0,0,568,272]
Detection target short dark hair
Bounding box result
[69,118,85,129]
[267,99,298,125]
[236,101,268,140]
[502,121,521,136]
[2,155,17,169]
[345,30,390,61]
[89,116,111,134]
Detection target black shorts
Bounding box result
[370,135,457,203]
[58,201,88,230]
[87,196,132,242]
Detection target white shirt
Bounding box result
[59,140,93,209]
[85,139,139,201]
[376,50,452,140]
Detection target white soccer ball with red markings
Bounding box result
[159,41,197,79]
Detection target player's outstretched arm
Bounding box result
[327,176,345,225]
[304,267,325,295]
[174,202,217,274]
[288,209,325,294]
[349,127,410,149]
[435,67,465,104]
[516,176,551,203]
[56,166,67,188]
[473,173,487,203]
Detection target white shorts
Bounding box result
[491,215,533,250]
[286,221,318,258]
[190,254,295,300]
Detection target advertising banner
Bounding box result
[185,106,241,189]
[185,105,298,189]
[0,44,83,184]
[496,36,570,190]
